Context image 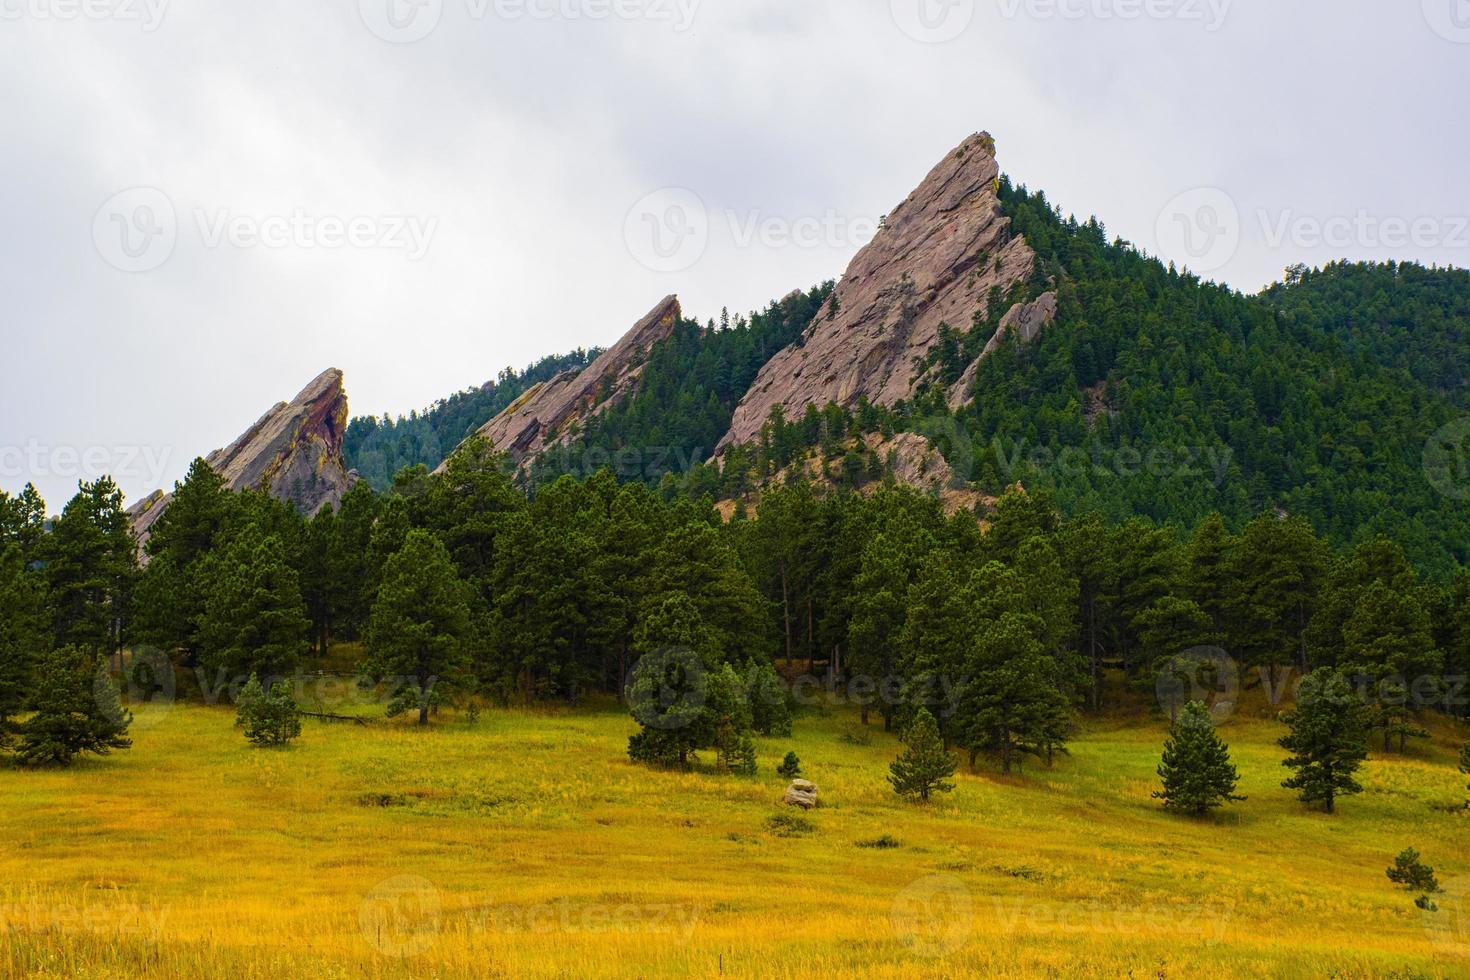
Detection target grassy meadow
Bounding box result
[2,674,1468,979]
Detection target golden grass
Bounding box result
[1,690,1468,978]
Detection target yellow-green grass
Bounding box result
[1,688,1468,978]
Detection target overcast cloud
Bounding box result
[2,0,1467,510]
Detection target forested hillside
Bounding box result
[339,178,1470,578]
[955,181,1470,576]
[342,349,596,490]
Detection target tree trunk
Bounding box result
[781,564,793,666]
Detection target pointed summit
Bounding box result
[446,295,681,467]
[717,133,1042,452]
[128,368,354,550]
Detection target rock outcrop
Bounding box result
[448,296,681,467]
[783,779,819,809]
[947,290,1058,409]
[128,368,353,550]
[716,133,1034,453]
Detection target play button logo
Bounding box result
[1423,0,1470,42]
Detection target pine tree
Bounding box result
[888,707,955,802]
[44,478,137,662]
[235,673,302,747]
[0,544,47,746]
[1386,847,1441,894]
[743,659,792,736]
[196,528,311,681]
[1153,700,1245,815]
[16,648,132,766]
[776,751,802,778]
[364,530,475,725]
[1279,670,1370,813]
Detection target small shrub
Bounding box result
[776,751,802,779]
[765,812,814,837]
[236,674,301,748]
[1416,895,1439,913]
[839,726,871,746]
[856,834,900,849]
[1386,848,1441,894]
[732,735,758,776]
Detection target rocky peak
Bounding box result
[454,295,681,465]
[717,133,1035,452]
[128,368,354,549]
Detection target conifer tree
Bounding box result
[235,673,302,747]
[44,478,137,662]
[364,530,475,725]
[17,648,131,766]
[1153,700,1245,815]
[888,707,955,802]
[776,751,802,779]
[0,544,47,746]
[197,528,311,681]
[1279,670,1370,813]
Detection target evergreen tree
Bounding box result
[16,648,131,766]
[196,528,311,681]
[44,478,136,661]
[956,610,1071,774]
[888,707,956,802]
[1279,670,1370,813]
[1153,700,1245,815]
[776,751,802,779]
[0,544,47,745]
[1386,847,1441,894]
[235,673,302,747]
[1342,581,1441,753]
[364,530,475,725]
[743,659,792,736]
[625,594,720,768]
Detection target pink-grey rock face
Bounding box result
[127,368,353,550]
[456,295,681,465]
[717,133,1035,453]
[947,290,1058,409]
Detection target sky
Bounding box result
[2,0,1468,511]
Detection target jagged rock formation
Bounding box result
[717,132,1035,453]
[448,295,681,466]
[714,430,990,521]
[128,368,353,550]
[947,290,1058,409]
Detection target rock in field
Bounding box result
[783,779,819,809]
